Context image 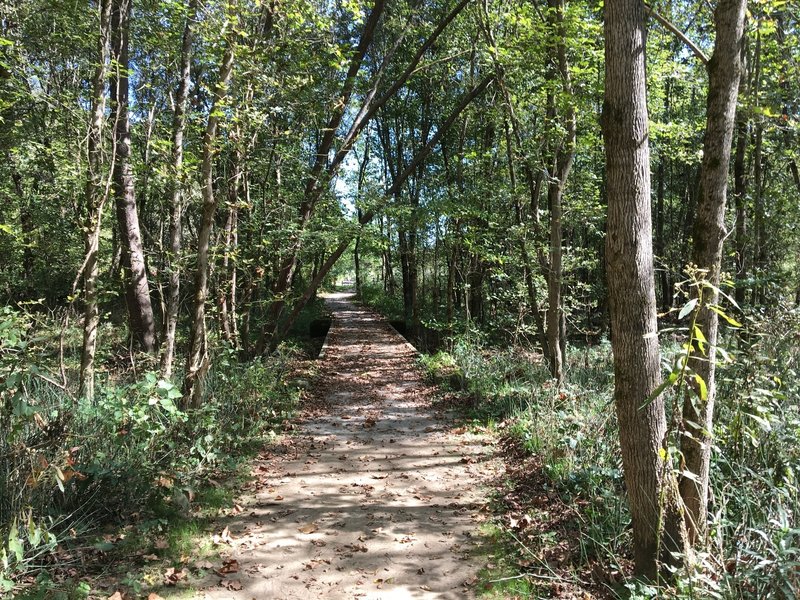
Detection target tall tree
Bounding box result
[109,0,157,353]
[602,0,687,578]
[544,0,576,383]
[79,0,113,401]
[161,0,198,377]
[183,7,236,407]
[680,0,747,545]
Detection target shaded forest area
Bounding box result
[1,0,799,597]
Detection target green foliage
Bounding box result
[0,307,300,589]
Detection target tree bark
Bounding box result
[603,0,688,578]
[680,0,747,546]
[544,0,576,384]
[79,0,113,402]
[110,0,157,354]
[161,0,198,377]
[182,18,236,407]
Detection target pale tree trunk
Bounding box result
[182,21,236,408]
[603,0,688,579]
[732,39,749,307]
[220,143,243,348]
[79,0,113,401]
[544,0,576,384]
[161,0,198,378]
[260,0,386,348]
[681,0,747,545]
[110,0,157,353]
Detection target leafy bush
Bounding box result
[0,307,300,589]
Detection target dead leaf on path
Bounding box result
[452,426,467,434]
[153,537,169,550]
[371,474,387,479]
[298,522,319,534]
[211,526,233,545]
[147,594,165,600]
[216,558,239,575]
[417,567,425,574]
[465,575,479,586]
[275,495,284,501]
[220,579,243,591]
[142,553,159,561]
[107,592,124,600]
[194,559,214,570]
[163,567,188,586]
[420,585,431,591]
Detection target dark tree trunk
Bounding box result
[544,0,576,384]
[110,0,157,354]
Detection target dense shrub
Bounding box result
[0,307,300,590]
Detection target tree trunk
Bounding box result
[161,0,197,377]
[656,79,672,311]
[544,0,576,384]
[110,0,157,354]
[79,0,113,402]
[680,0,746,546]
[182,21,235,407]
[220,147,242,348]
[603,0,688,578]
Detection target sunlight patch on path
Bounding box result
[194,294,497,599]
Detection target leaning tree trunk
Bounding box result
[681,0,747,546]
[182,24,236,408]
[161,0,198,377]
[79,0,112,402]
[603,0,688,579]
[110,0,157,353]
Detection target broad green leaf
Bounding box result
[678,298,698,320]
[708,305,742,327]
[693,373,708,401]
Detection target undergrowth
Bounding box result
[0,305,304,595]
[418,309,800,599]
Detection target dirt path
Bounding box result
[195,293,497,599]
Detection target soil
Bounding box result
[193,293,498,599]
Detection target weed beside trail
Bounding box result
[0,306,306,596]
[418,312,800,599]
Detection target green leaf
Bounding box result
[640,370,679,410]
[693,373,708,401]
[678,298,698,320]
[708,304,742,327]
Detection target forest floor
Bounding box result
[186,292,499,599]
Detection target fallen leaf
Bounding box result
[147,594,165,600]
[142,553,159,561]
[153,538,169,550]
[221,579,243,591]
[298,522,319,534]
[194,559,214,570]
[107,593,124,600]
[212,526,233,545]
[163,567,188,586]
[216,558,239,575]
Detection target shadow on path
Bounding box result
[194,293,497,599]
